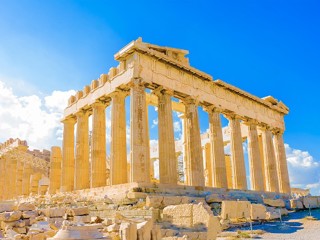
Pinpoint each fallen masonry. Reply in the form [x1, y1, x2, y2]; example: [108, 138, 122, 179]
[0, 183, 318, 239]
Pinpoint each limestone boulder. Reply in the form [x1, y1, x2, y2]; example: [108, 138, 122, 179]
[263, 199, 285, 208]
[302, 197, 319, 208]
[66, 207, 89, 216]
[193, 203, 221, 240]
[119, 222, 137, 240]
[146, 196, 163, 208]
[163, 204, 193, 227]
[163, 203, 221, 240]
[266, 207, 281, 220]
[40, 208, 66, 217]
[162, 196, 182, 206]
[266, 211, 281, 220]
[13, 227, 27, 234]
[22, 211, 38, 219]
[220, 201, 250, 220]
[250, 204, 266, 221]
[0, 203, 15, 213]
[0, 211, 22, 222]
[127, 192, 147, 200]
[137, 220, 153, 240]
[17, 203, 36, 211]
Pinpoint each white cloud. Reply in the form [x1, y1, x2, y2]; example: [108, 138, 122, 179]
[0, 80, 75, 150]
[151, 119, 158, 128]
[173, 121, 181, 133]
[285, 144, 320, 195]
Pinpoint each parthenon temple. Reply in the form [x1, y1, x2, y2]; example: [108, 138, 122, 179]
[52, 38, 291, 195]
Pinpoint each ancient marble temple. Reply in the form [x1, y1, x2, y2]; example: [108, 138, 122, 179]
[55, 38, 290, 194]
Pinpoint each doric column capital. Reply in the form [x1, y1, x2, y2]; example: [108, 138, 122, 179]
[151, 86, 174, 97]
[242, 118, 259, 126]
[61, 116, 76, 124]
[203, 104, 222, 114]
[181, 96, 199, 106]
[91, 99, 110, 109]
[75, 109, 90, 118]
[128, 77, 146, 88]
[258, 123, 273, 131]
[110, 88, 129, 99]
[272, 128, 284, 135]
[223, 112, 241, 120]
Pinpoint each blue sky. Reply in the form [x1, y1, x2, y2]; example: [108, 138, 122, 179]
[0, 1, 320, 193]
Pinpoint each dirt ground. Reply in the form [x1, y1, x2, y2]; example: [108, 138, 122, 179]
[218, 209, 320, 239]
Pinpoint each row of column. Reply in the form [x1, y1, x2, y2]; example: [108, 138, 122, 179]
[61, 79, 290, 194]
[0, 157, 44, 200]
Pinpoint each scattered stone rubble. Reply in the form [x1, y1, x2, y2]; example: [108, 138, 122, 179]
[1, 184, 319, 240]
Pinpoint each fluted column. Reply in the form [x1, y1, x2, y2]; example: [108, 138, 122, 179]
[273, 130, 291, 193]
[179, 114, 190, 184]
[156, 89, 177, 184]
[203, 143, 212, 187]
[130, 79, 150, 183]
[184, 98, 205, 186]
[49, 146, 62, 194]
[225, 155, 233, 189]
[261, 126, 279, 192]
[16, 160, 23, 196]
[227, 114, 247, 190]
[22, 163, 32, 196]
[91, 101, 108, 188]
[30, 172, 42, 195]
[75, 110, 90, 190]
[206, 107, 227, 188]
[246, 122, 264, 191]
[110, 90, 128, 185]
[61, 117, 76, 192]
[5, 157, 17, 199]
[0, 157, 5, 200]
[258, 135, 267, 190]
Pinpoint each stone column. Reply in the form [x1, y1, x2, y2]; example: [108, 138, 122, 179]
[22, 163, 32, 196]
[0, 157, 5, 200]
[225, 155, 233, 189]
[273, 130, 291, 193]
[130, 79, 150, 183]
[110, 90, 128, 185]
[16, 160, 24, 196]
[227, 114, 247, 190]
[206, 107, 228, 188]
[183, 98, 205, 187]
[75, 110, 90, 190]
[203, 143, 212, 187]
[61, 117, 76, 192]
[49, 146, 62, 194]
[156, 89, 177, 184]
[30, 173, 42, 195]
[246, 122, 264, 191]
[179, 114, 190, 185]
[91, 101, 108, 188]
[261, 126, 279, 192]
[258, 134, 267, 190]
[6, 157, 17, 199]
